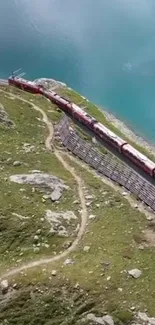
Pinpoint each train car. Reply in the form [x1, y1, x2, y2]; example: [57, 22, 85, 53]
[8, 77, 42, 94]
[8, 75, 155, 179]
[94, 122, 127, 151]
[44, 91, 73, 114]
[121, 144, 155, 176]
[69, 103, 97, 129]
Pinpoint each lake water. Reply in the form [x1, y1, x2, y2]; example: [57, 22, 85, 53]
[1, 0, 155, 141]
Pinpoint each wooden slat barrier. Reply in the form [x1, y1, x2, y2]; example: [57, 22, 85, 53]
[55, 116, 155, 211]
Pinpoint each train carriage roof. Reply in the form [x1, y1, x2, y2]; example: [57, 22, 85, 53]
[96, 122, 126, 144]
[123, 144, 155, 168]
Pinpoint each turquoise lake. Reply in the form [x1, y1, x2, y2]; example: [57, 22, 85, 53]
[1, 0, 155, 141]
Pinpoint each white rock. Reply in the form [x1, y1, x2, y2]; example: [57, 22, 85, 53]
[13, 161, 22, 167]
[146, 216, 153, 221]
[85, 195, 94, 200]
[64, 258, 74, 265]
[128, 269, 142, 279]
[83, 246, 90, 252]
[86, 314, 105, 325]
[102, 315, 114, 325]
[89, 214, 96, 220]
[107, 276, 111, 281]
[34, 235, 39, 241]
[0, 280, 9, 293]
[73, 200, 79, 204]
[137, 312, 149, 322]
[44, 243, 50, 248]
[33, 247, 40, 253]
[122, 191, 128, 196]
[86, 202, 92, 207]
[118, 287, 123, 292]
[36, 229, 41, 235]
[138, 312, 155, 325]
[51, 270, 57, 276]
[138, 245, 144, 250]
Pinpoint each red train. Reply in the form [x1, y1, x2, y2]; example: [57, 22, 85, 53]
[8, 75, 155, 178]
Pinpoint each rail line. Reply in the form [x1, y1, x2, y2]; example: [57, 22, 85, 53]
[56, 115, 155, 212]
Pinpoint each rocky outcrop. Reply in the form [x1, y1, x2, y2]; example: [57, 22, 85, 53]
[45, 210, 77, 237]
[34, 78, 66, 91]
[9, 172, 69, 201]
[0, 103, 14, 127]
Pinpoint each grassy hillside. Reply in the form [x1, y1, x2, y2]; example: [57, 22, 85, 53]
[0, 85, 155, 324]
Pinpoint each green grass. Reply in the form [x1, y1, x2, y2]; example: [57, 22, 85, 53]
[0, 85, 155, 324]
[0, 277, 96, 325]
[56, 154, 155, 317]
[0, 87, 80, 271]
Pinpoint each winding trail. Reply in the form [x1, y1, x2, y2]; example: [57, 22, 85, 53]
[0, 90, 88, 279]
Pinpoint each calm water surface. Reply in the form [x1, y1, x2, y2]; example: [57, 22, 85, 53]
[1, 0, 155, 141]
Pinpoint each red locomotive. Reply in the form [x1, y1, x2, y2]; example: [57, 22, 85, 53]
[8, 74, 155, 178]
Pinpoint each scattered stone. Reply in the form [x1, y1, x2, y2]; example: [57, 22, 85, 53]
[89, 214, 96, 220]
[102, 315, 114, 325]
[50, 189, 62, 201]
[34, 235, 39, 242]
[96, 203, 100, 208]
[83, 246, 90, 252]
[86, 313, 105, 325]
[64, 258, 74, 265]
[22, 143, 35, 153]
[122, 191, 128, 196]
[0, 280, 9, 294]
[138, 245, 144, 250]
[118, 288, 123, 292]
[42, 194, 50, 200]
[62, 241, 72, 249]
[86, 202, 92, 207]
[44, 243, 50, 248]
[33, 247, 40, 253]
[13, 161, 22, 167]
[74, 282, 80, 289]
[51, 270, 57, 276]
[7, 157, 12, 163]
[107, 276, 111, 281]
[130, 306, 136, 311]
[13, 283, 17, 289]
[128, 269, 142, 279]
[102, 261, 111, 267]
[85, 195, 94, 200]
[36, 229, 41, 235]
[146, 216, 153, 221]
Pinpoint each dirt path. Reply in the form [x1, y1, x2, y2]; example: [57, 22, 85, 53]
[0, 90, 88, 279]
